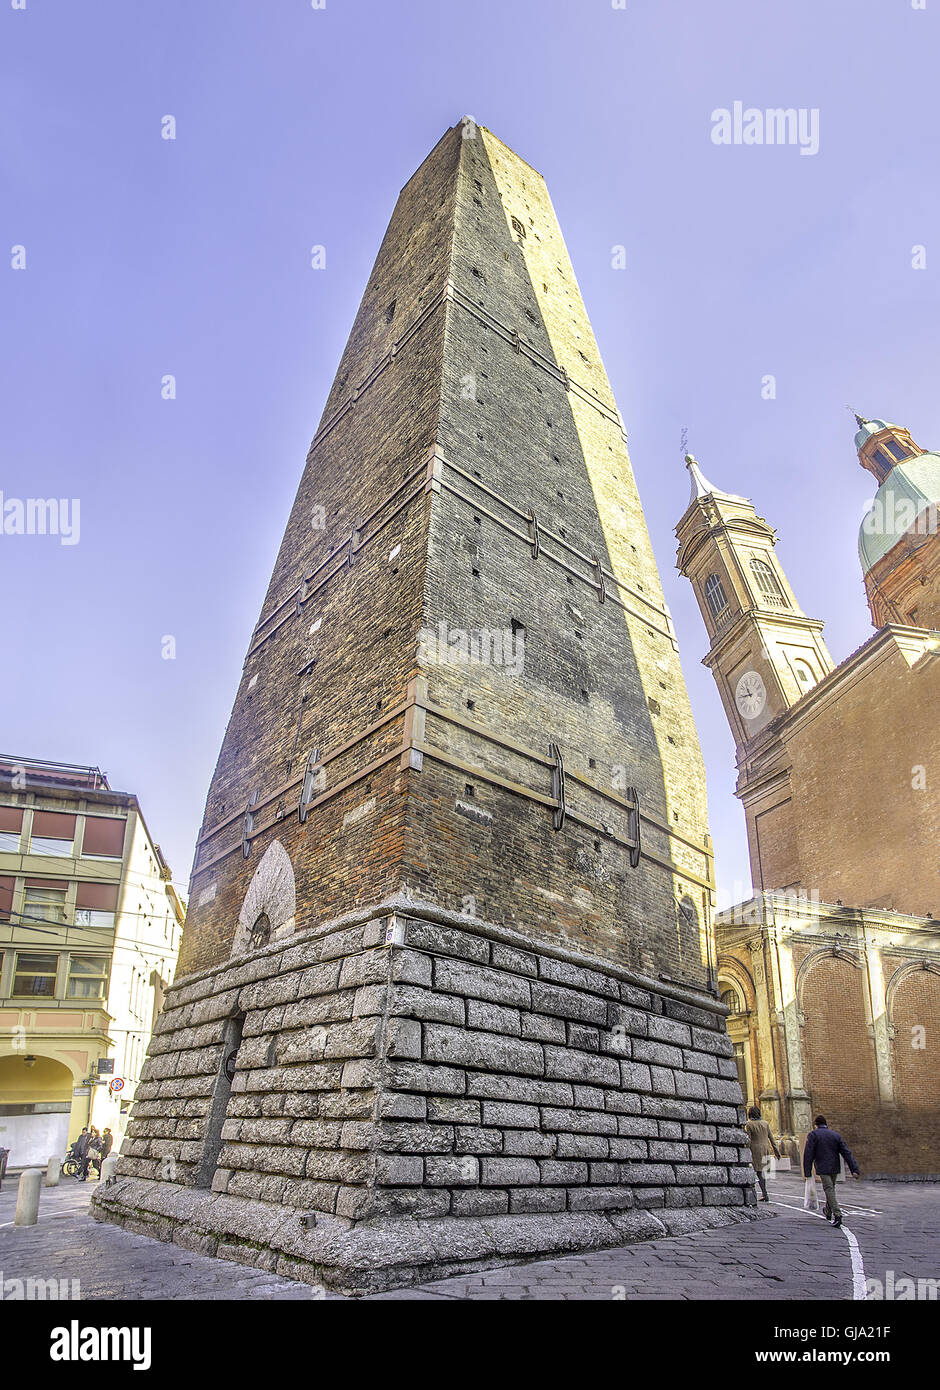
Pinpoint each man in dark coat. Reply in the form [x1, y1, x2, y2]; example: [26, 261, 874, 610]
[803, 1114, 860, 1226]
[70, 1128, 92, 1180]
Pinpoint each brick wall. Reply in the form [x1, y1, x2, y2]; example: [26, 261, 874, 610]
[176, 120, 714, 987]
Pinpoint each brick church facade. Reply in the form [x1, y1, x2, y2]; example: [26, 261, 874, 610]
[676, 423, 940, 1174]
[93, 120, 762, 1293]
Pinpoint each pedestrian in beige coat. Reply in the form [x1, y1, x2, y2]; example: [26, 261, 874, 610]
[745, 1105, 780, 1201]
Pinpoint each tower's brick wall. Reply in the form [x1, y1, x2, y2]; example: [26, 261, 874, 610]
[178, 120, 714, 982]
[412, 126, 711, 977]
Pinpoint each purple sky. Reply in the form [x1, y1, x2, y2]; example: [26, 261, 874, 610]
[2, 0, 937, 908]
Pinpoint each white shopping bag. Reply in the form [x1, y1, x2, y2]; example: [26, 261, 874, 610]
[803, 1177, 819, 1210]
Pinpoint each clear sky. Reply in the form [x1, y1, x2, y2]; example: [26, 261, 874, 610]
[2, 0, 937, 908]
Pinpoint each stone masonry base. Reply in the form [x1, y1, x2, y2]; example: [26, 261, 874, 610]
[92, 1178, 767, 1296]
[92, 897, 763, 1294]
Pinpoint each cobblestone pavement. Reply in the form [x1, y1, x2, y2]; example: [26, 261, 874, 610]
[0, 1170, 937, 1300]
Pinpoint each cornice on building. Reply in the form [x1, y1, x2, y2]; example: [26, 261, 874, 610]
[716, 890, 940, 941]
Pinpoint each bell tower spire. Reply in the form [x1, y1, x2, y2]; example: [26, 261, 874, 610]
[676, 455, 834, 755]
[685, 452, 725, 503]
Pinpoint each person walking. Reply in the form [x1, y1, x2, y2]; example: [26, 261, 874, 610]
[100, 1128, 114, 1161]
[744, 1105, 780, 1201]
[802, 1114, 860, 1226]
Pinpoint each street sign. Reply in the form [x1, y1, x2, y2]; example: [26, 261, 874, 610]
[97, 1058, 115, 1075]
[73, 1086, 90, 1097]
[110, 1076, 125, 1092]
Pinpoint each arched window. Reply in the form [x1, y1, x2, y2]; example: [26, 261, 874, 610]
[793, 659, 816, 691]
[704, 573, 729, 620]
[720, 988, 741, 1014]
[750, 556, 788, 608]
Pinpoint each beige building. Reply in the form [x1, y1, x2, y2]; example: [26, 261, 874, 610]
[0, 756, 184, 1166]
[676, 418, 940, 1173]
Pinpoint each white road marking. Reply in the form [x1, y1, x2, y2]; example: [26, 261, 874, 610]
[842, 1222, 869, 1300]
[770, 1197, 869, 1299]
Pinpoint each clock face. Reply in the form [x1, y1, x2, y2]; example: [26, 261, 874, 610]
[735, 670, 767, 720]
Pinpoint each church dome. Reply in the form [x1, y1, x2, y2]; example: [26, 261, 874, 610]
[858, 451, 940, 573]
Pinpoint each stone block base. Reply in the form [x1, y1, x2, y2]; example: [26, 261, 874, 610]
[93, 1178, 767, 1295]
[92, 897, 763, 1293]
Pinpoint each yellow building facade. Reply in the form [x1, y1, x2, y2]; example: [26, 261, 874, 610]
[0, 757, 183, 1167]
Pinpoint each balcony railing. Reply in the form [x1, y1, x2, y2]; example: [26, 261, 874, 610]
[0, 756, 110, 791]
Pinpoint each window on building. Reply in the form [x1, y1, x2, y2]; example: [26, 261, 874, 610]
[29, 811, 76, 858]
[80, 816, 126, 860]
[704, 573, 729, 620]
[885, 438, 912, 462]
[0, 808, 23, 853]
[510, 215, 526, 239]
[23, 883, 67, 924]
[749, 556, 788, 608]
[793, 659, 817, 690]
[74, 907, 116, 928]
[74, 881, 119, 929]
[12, 952, 58, 997]
[66, 954, 109, 1000]
[720, 988, 740, 1013]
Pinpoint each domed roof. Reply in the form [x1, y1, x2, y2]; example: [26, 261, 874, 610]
[854, 418, 896, 451]
[858, 451, 940, 573]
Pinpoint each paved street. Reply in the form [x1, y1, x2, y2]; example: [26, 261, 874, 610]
[0, 1170, 937, 1300]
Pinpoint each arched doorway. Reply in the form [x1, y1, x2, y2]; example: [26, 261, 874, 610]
[0, 1053, 75, 1166]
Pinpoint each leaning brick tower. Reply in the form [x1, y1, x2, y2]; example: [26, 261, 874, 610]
[93, 120, 757, 1293]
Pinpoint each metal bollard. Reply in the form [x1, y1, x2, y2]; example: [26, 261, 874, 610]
[45, 1156, 62, 1187]
[100, 1155, 119, 1185]
[14, 1168, 42, 1226]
